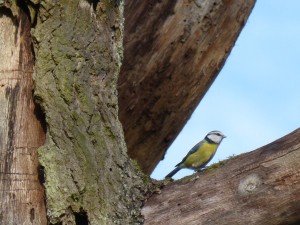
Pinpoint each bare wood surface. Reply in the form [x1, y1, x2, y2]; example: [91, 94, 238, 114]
[119, 0, 256, 174]
[0, 9, 47, 225]
[142, 129, 300, 225]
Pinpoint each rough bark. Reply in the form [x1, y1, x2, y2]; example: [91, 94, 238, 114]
[143, 128, 300, 225]
[0, 4, 47, 225]
[32, 0, 148, 224]
[119, 0, 256, 174]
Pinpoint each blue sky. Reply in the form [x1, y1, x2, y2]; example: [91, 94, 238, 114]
[151, 1, 300, 180]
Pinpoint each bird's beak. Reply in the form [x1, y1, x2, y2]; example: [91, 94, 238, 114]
[223, 135, 227, 138]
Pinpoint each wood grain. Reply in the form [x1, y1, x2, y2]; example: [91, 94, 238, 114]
[119, 0, 256, 174]
[0, 9, 47, 225]
[143, 129, 300, 225]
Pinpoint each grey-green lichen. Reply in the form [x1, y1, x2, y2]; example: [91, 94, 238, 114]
[170, 154, 239, 184]
[205, 154, 237, 172]
[33, 0, 148, 224]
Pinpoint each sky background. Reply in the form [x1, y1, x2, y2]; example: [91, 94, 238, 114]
[151, 1, 300, 180]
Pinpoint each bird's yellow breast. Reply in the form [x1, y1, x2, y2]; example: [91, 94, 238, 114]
[182, 142, 218, 169]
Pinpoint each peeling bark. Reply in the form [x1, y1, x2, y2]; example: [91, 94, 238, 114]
[119, 0, 256, 174]
[0, 6, 47, 225]
[143, 129, 300, 225]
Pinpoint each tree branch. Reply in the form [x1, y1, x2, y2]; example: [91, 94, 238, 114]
[119, 0, 256, 174]
[143, 129, 300, 225]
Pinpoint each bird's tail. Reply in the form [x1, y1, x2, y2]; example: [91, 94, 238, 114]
[165, 167, 181, 178]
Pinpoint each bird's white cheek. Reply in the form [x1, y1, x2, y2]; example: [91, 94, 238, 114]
[207, 135, 222, 143]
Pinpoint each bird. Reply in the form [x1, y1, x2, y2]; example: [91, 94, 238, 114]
[165, 130, 226, 178]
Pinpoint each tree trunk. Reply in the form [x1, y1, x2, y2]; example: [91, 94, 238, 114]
[142, 129, 300, 225]
[0, 5, 47, 225]
[1, 1, 149, 224]
[119, 0, 256, 174]
[33, 0, 147, 224]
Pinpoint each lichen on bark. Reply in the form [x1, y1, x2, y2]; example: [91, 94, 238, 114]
[32, 0, 147, 224]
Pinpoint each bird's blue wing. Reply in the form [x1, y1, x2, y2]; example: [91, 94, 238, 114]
[175, 140, 204, 167]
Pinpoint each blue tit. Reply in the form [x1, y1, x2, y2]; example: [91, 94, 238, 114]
[165, 130, 226, 178]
